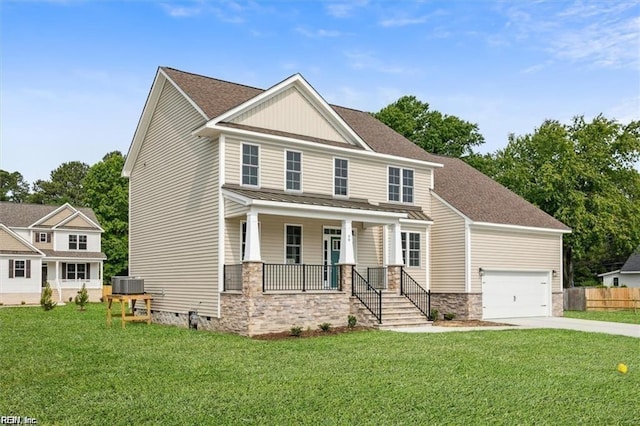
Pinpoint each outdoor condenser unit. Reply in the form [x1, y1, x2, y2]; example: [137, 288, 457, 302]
[111, 276, 145, 295]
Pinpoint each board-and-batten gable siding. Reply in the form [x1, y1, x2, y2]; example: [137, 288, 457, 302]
[470, 227, 562, 293]
[223, 136, 431, 208]
[0, 228, 37, 253]
[231, 86, 348, 144]
[40, 207, 75, 227]
[129, 80, 219, 317]
[430, 196, 466, 293]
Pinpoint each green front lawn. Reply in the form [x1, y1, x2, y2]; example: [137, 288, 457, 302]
[564, 309, 640, 324]
[1, 304, 638, 425]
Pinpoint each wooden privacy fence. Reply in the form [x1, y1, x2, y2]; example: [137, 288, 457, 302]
[564, 287, 640, 311]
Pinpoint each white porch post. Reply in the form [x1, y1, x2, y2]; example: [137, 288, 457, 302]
[339, 219, 355, 264]
[244, 211, 261, 262]
[390, 223, 404, 265]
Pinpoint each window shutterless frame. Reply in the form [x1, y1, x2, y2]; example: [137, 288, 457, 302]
[285, 150, 302, 192]
[333, 158, 348, 197]
[388, 166, 414, 203]
[241, 143, 260, 187]
[284, 224, 303, 264]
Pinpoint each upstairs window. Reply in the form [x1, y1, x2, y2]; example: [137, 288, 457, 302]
[242, 143, 259, 186]
[334, 158, 348, 196]
[389, 167, 414, 203]
[286, 151, 302, 191]
[38, 232, 51, 243]
[69, 235, 87, 250]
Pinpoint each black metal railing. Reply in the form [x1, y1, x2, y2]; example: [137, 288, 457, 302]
[400, 268, 431, 319]
[223, 264, 243, 291]
[352, 267, 382, 323]
[263, 264, 342, 292]
[366, 267, 387, 290]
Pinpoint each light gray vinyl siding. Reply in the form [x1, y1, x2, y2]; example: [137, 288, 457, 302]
[223, 136, 432, 208]
[470, 227, 562, 292]
[430, 196, 466, 292]
[224, 199, 248, 218]
[231, 86, 348, 144]
[129, 81, 219, 317]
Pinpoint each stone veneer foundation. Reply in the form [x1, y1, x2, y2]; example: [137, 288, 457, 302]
[429, 293, 483, 320]
[552, 292, 564, 316]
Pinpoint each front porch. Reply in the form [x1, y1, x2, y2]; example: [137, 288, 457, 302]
[42, 260, 103, 303]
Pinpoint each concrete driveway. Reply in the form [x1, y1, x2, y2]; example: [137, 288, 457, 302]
[499, 317, 639, 338]
[389, 317, 639, 338]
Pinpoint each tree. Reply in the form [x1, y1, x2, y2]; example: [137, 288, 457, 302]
[0, 170, 30, 202]
[83, 152, 128, 283]
[28, 161, 89, 205]
[40, 282, 57, 311]
[374, 95, 485, 157]
[74, 283, 89, 310]
[488, 115, 640, 287]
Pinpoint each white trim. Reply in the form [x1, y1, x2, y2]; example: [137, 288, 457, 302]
[399, 218, 434, 226]
[333, 156, 349, 198]
[382, 225, 389, 267]
[201, 74, 372, 152]
[386, 166, 415, 204]
[425, 227, 430, 290]
[240, 142, 260, 188]
[465, 219, 471, 293]
[196, 124, 444, 170]
[597, 269, 621, 278]
[218, 134, 226, 318]
[0, 224, 45, 256]
[284, 149, 303, 193]
[30, 203, 76, 227]
[471, 222, 571, 235]
[284, 223, 303, 264]
[400, 231, 422, 268]
[429, 168, 434, 190]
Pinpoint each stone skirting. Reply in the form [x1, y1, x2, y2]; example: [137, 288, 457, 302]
[552, 292, 564, 316]
[430, 293, 483, 320]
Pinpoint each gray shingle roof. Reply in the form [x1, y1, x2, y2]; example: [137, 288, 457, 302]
[621, 252, 640, 273]
[222, 184, 431, 221]
[40, 249, 107, 260]
[162, 67, 569, 231]
[0, 202, 101, 228]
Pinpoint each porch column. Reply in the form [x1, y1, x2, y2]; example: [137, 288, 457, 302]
[388, 223, 404, 293]
[339, 219, 355, 265]
[244, 211, 261, 262]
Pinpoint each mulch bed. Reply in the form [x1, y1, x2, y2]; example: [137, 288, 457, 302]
[252, 326, 371, 340]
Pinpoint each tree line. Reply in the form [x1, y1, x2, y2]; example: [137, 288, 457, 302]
[1, 152, 128, 284]
[2, 98, 639, 287]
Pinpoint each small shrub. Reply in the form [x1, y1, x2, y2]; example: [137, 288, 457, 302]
[319, 322, 332, 332]
[347, 315, 357, 328]
[443, 313, 456, 321]
[69, 297, 73, 302]
[429, 309, 439, 321]
[75, 283, 89, 311]
[290, 326, 302, 337]
[40, 282, 57, 311]
[21, 301, 26, 305]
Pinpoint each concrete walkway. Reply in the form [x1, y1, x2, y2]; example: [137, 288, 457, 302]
[388, 317, 640, 338]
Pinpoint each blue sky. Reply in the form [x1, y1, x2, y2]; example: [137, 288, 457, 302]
[1, 0, 638, 184]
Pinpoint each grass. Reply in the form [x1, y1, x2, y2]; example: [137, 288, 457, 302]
[564, 309, 640, 324]
[1, 304, 638, 425]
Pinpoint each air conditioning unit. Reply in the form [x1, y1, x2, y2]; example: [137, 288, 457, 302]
[111, 276, 144, 295]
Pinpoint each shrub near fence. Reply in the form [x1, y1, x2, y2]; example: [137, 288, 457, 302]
[565, 287, 640, 311]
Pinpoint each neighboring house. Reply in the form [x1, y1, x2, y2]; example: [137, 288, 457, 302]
[0, 202, 106, 305]
[598, 252, 640, 288]
[123, 67, 570, 335]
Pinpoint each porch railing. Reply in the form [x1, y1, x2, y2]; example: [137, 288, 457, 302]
[223, 264, 243, 291]
[366, 267, 387, 290]
[400, 268, 431, 319]
[352, 267, 382, 323]
[263, 264, 342, 292]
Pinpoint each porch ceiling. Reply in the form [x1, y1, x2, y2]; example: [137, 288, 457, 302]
[222, 184, 431, 223]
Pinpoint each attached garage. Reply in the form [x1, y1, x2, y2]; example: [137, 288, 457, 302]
[482, 271, 551, 319]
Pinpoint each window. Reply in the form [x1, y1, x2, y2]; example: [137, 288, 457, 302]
[285, 151, 302, 191]
[401, 232, 421, 267]
[68, 235, 87, 250]
[38, 232, 49, 243]
[66, 263, 88, 280]
[285, 225, 302, 264]
[334, 158, 348, 196]
[388, 167, 414, 203]
[613, 277, 619, 287]
[8, 259, 30, 279]
[242, 143, 259, 186]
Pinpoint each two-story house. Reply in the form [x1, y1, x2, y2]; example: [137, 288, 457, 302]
[0, 202, 106, 305]
[123, 67, 570, 335]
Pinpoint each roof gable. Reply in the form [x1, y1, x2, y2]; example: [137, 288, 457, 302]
[54, 211, 103, 231]
[0, 224, 43, 255]
[0, 202, 102, 229]
[621, 252, 640, 273]
[34, 203, 76, 227]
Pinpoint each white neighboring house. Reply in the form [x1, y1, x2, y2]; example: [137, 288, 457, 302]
[0, 202, 106, 305]
[598, 252, 640, 288]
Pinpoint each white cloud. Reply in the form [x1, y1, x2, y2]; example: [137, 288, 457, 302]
[343, 50, 419, 75]
[325, 1, 369, 18]
[379, 16, 429, 28]
[295, 27, 344, 38]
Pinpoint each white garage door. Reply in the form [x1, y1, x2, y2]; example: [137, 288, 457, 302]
[482, 271, 550, 319]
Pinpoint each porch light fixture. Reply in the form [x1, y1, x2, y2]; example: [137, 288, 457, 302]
[552, 270, 558, 278]
[479, 267, 484, 276]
